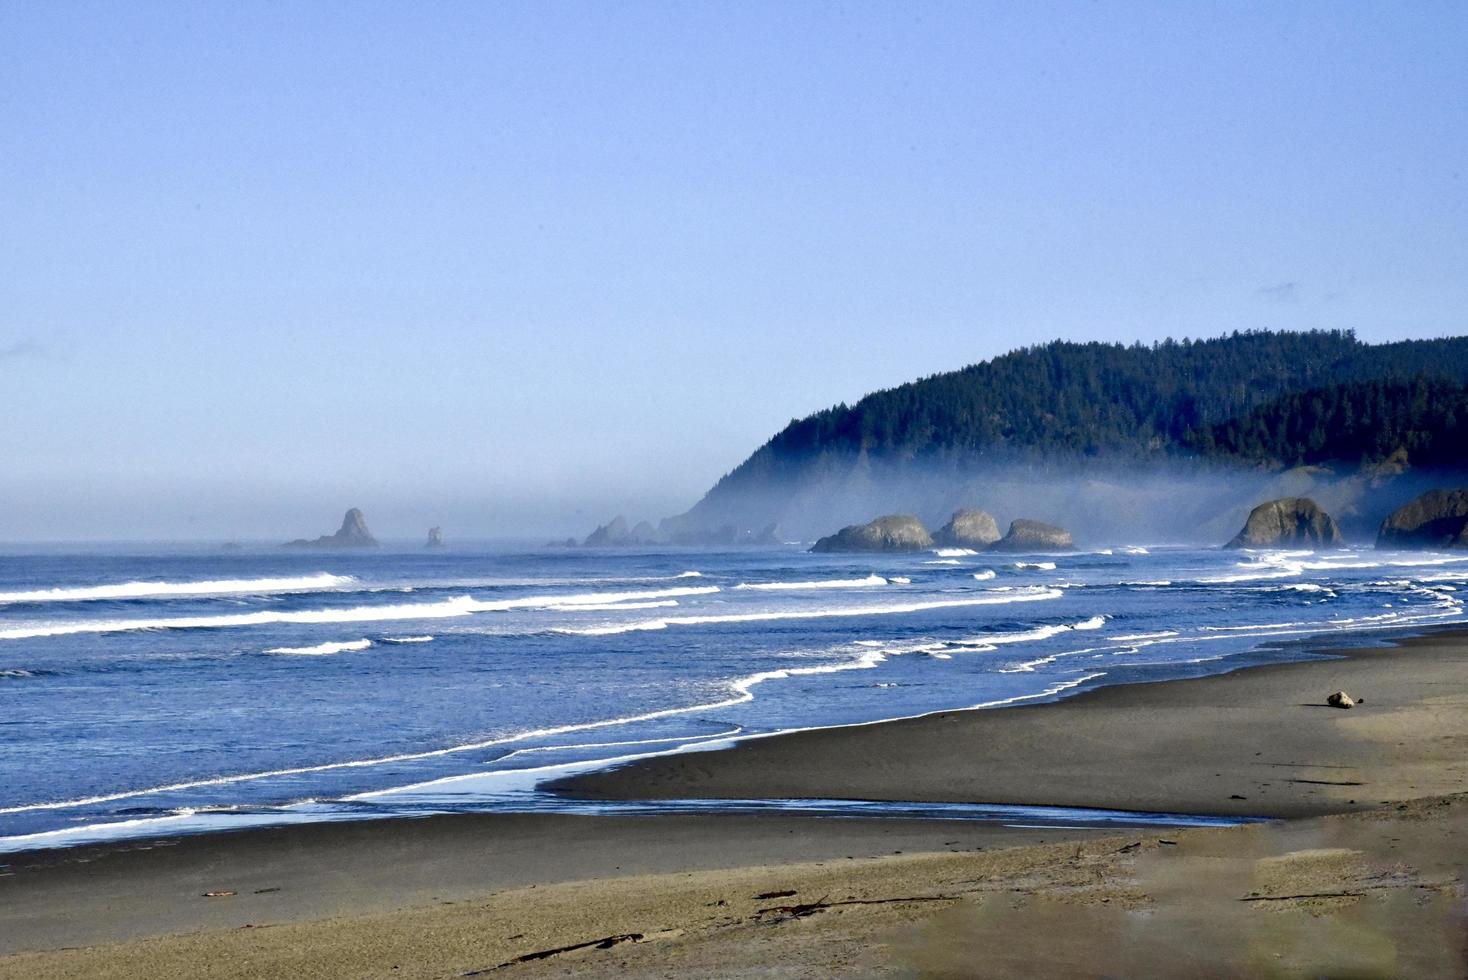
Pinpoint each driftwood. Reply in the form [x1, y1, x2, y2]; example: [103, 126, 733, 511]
[754, 893, 956, 921]
[465, 934, 646, 974]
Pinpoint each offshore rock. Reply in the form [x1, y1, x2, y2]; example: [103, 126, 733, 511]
[285, 508, 378, 548]
[425, 526, 444, 548]
[583, 515, 632, 547]
[933, 508, 1001, 548]
[988, 519, 1074, 552]
[1376, 489, 1468, 550]
[1226, 497, 1344, 549]
[810, 515, 934, 553]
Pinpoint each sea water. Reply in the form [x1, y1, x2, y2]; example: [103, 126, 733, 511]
[1, 541, 1462, 849]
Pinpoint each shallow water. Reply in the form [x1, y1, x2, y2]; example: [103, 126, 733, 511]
[1, 541, 1462, 849]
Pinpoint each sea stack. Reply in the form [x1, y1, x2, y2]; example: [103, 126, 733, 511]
[1226, 497, 1343, 549]
[988, 519, 1074, 552]
[425, 526, 444, 548]
[1376, 489, 1468, 549]
[933, 508, 1001, 549]
[582, 516, 631, 547]
[810, 515, 933, 553]
[284, 508, 379, 549]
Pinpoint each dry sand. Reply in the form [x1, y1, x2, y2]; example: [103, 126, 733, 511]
[4, 629, 1468, 978]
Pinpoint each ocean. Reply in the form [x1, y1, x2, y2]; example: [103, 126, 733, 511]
[2, 541, 1463, 850]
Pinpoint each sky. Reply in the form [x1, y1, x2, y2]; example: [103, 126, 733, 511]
[1, 1, 1465, 540]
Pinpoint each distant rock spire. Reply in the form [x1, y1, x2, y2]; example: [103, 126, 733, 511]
[426, 526, 444, 548]
[284, 508, 379, 548]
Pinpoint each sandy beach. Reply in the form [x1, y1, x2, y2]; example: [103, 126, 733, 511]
[4, 628, 1468, 978]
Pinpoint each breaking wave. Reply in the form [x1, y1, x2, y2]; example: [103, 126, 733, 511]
[0, 586, 722, 640]
[560, 588, 1065, 636]
[0, 573, 356, 605]
[265, 639, 373, 656]
[734, 575, 887, 591]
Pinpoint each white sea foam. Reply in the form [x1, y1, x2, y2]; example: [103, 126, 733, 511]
[0, 586, 722, 641]
[890, 576, 911, 584]
[972, 570, 996, 581]
[953, 616, 1107, 649]
[545, 600, 680, 611]
[265, 639, 373, 656]
[1111, 630, 1179, 642]
[1121, 546, 1150, 555]
[1015, 561, 1056, 570]
[381, 635, 434, 644]
[734, 575, 887, 591]
[0, 668, 34, 678]
[560, 589, 1065, 636]
[924, 559, 961, 566]
[0, 573, 356, 605]
[0, 643, 891, 819]
[934, 548, 977, 557]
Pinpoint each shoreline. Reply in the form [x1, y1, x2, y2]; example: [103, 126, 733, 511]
[2, 620, 1443, 856]
[554, 625, 1468, 818]
[5, 624, 1468, 974]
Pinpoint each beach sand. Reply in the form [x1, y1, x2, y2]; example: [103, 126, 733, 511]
[4, 630, 1468, 977]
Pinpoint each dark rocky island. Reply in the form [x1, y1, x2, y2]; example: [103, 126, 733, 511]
[810, 515, 933, 553]
[425, 526, 444, 548]
[285, 508, 378, 549]
[988, 519, 1074, 552]
[1226, 497, 1343, 549]
[1377, 489, 1468, 549]
[933, 508, 1001, 548]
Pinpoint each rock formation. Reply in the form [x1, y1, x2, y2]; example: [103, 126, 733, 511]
[1376, 489, 1468, 549]
[1326, 690, 1356, 709]
[285, 508, 378, 548]
[629, 520, 667, 545]
[988, 519, 1074, 552]
[1226, 497, 1344, 549]
[933, 508, 1001, 548]
[425, 526, 444, 548]
[810, 515, 933, 553]
[583, 515, 632, 547]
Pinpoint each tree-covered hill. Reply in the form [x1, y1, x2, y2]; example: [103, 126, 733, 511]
[1188, 376, 1468, 470]
[663, 330, 1468, 541]
[711, 330, 1468, 491]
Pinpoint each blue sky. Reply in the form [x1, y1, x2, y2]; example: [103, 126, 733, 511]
[2, 2, 1465, 539]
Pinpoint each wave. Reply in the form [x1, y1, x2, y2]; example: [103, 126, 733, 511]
[734, 575, 887, 591]
[560, 588, 1065, 636]
[265, 639, 373, 656]
[0, 641, 893, 820]
[381, 635, 434, 644]
[972, 570, 996, 581]
[1111, 630, 1178, 642]
[0, 573, 356, 605]
[933, 548, 977, 557]
[953, 615, 1108, 650]
[1121, 546, 1150, 556]
[0, 586, 722, 641]
[924, 559, 961, 566]
[545, 600, 680, 611]
[1015, 561, 1056, 570]
[890, 576, 911, 584]
[0, 668, 36, 679]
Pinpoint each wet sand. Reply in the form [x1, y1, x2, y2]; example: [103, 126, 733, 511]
[4, 628, 1468, 977]
[557, 630, 1468, 817]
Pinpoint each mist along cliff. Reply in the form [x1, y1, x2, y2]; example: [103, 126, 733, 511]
[659, 330, 1468, 544]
